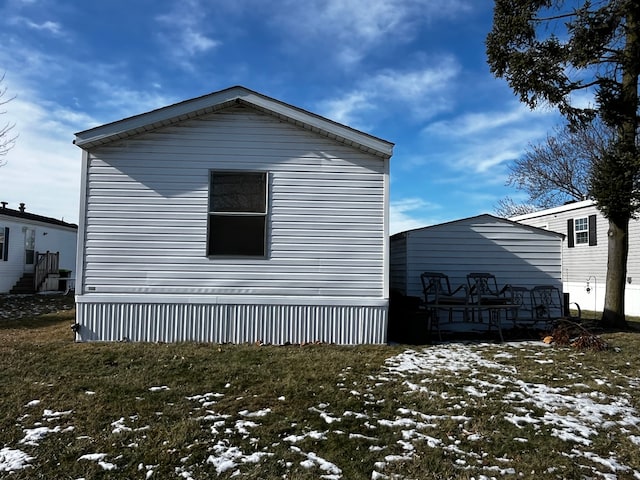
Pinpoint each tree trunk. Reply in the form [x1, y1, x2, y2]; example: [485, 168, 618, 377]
[601, 218, 629, 328]
[600, 2, 639, 329]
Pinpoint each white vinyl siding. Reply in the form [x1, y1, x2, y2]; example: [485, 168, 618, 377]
[81, 105, 386, 298]
[629, 219, 640, 281]
[511, 200, 640, 316]
[515, 205, 606, 285]
[0, 216, 77, 293]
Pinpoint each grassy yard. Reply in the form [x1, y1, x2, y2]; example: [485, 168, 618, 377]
[1, 295, 640, 479]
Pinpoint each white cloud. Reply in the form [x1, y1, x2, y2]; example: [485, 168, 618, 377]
[272, 0, 471, 66]
[14, 17, 63, 36]
[155, 0, 221, 69]
[181, 29, 219, 56]
[85, 80, 176, 124]
[422, 103, 557, 174]
[0, 88, 89, 223]
[0, 39, 176, 127]
[320, 91, 376, 128]
[443, 131, 542, 174]
[319, 58, 460, 128]
[425, 105, 534, 137]
[390, 197, 442, 235]
[373, 63, 460, 102]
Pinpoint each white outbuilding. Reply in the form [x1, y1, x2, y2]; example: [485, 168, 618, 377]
[391, 214, 564, 299]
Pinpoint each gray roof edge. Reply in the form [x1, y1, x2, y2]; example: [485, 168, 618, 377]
[0, 207, 78, 230]
[391, 213, 565, 239]
[74, 86, 394, 157]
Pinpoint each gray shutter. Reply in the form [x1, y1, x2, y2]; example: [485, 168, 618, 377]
[567, 219, 574, 248]
[588, 214, 597, 246]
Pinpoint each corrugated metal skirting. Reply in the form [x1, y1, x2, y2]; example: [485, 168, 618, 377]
[76, 302, 388, 344]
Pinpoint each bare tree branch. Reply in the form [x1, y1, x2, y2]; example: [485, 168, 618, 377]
[494, 197, 540, 218]
[0, 72, 17, 165]
[495, 120, 614, 217]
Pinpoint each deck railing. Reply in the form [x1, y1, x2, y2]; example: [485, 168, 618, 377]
[34, 251, 59, 292]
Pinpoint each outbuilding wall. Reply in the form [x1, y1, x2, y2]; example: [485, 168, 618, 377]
[391, 215, 563, 299]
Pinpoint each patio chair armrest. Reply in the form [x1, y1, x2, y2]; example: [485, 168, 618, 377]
[450, 284, 468, 296]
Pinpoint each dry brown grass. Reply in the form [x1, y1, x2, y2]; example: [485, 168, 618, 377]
[1, 296, 640, 479]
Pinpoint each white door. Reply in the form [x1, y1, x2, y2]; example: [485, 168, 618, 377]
[24, 227, 35, 272]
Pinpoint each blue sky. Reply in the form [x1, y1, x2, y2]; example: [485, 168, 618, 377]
[0, 0, 561, 233]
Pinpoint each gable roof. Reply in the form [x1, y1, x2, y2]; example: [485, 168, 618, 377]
[391, 213, 565, 240]
[74, 86, 394, 158]
[0, 205, 78, 230]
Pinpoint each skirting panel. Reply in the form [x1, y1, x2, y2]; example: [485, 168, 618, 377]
[75, 301, 388, 344]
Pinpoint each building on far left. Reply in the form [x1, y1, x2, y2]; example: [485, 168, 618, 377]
[0, 202, 78, 294]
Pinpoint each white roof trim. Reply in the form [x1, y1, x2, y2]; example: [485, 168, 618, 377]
[510, 200, 596, 221]
[74, 86, 394, 158]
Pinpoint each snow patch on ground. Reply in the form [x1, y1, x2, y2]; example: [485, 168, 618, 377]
[4, 341, 640, 478]
[0, 447, 34, 472]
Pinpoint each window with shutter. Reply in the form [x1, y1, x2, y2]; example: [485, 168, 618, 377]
[568, 215, 597, 248]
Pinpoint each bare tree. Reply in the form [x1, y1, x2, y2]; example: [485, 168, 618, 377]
[519, 120, 610, 198]
[494, 197, 539, 218]
[495, 121, 610, 217]
[0, 73, 17, 165]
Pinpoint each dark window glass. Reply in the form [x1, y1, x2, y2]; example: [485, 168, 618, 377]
[208, 172, 267, 256]
[210, 172, 266, 213]
[208, 216, 266, 256]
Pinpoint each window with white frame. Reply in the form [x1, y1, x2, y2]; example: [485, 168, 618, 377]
[207, 171, 267, 256]
[574, 217, 589, 245]
[0, 226, 7, 261]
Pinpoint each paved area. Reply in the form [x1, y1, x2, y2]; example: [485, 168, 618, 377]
[0, 294, 75, 320]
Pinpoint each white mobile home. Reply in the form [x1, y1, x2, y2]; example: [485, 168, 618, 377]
[73, 86, 393, 344]
[391, 214, 564, 299]
[0, 203, 78, 293]
[512, 200, 640, 316]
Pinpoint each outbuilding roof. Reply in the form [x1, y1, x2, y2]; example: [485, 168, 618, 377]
[74, 86, 394, 158]
[391, 214, 565, 239]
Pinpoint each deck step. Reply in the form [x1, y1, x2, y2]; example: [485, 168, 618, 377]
[10, 273, 35, 294]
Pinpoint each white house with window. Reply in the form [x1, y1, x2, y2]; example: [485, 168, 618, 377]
[73, 86, 393, 344]
[512, 199, 640, 316]
[0, 203, 77, 294]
